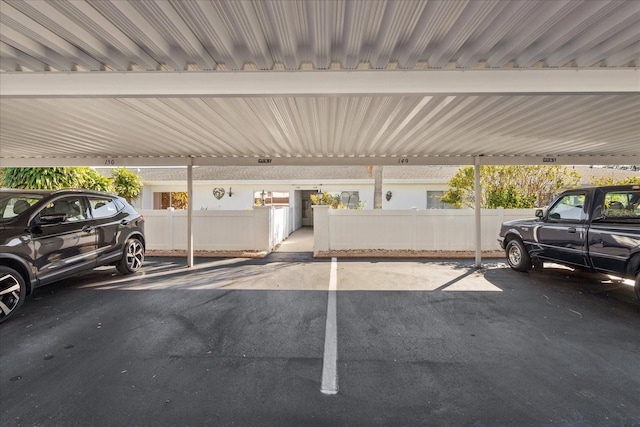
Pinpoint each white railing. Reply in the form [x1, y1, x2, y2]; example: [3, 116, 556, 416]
[313, 206, 536, 253]
[140, 206, 292, 252]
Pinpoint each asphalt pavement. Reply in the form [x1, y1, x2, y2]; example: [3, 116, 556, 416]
[1, 253, 639, 426]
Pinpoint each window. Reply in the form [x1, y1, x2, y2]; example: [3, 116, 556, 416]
[0, 194, 42, 220]
[426, 191, 453, 209]
[254, 191, 290, 206]
[153, 192, 188, 209]
[338, 191, 360, 209]
[40, 197, 87, 222]
[547, 193, 586, 221]
[602, 190, 640, 220]
[89, 197, 119, 219]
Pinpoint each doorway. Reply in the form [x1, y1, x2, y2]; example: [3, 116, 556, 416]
[300, 190, 315, 227]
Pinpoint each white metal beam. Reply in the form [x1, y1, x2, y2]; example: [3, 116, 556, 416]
[1, 154, 637, 168]
[2, 69, 638, 98]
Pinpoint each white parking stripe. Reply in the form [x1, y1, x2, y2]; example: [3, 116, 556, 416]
[321, 257, 338, 395]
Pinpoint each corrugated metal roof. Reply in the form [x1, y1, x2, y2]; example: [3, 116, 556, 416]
[1, 0, 639, 166]
[1, 94, 638, 163]
[2, 0, 638, 72]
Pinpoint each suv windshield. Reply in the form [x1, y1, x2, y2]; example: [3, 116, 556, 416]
[0, 193, 45, 222]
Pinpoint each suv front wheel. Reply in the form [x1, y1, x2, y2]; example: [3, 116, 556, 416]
[0, 266, 26, 324]
[116, 238, 145, 275]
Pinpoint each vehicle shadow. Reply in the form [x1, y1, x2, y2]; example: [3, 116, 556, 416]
[483, 263, 639, 312]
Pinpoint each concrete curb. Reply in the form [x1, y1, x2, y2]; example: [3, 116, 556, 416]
[147, 249, 506, 260]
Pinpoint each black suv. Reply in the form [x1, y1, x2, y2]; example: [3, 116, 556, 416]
[0, 189, 145, 323]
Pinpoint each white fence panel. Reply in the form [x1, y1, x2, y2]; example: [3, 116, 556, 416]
[140, 208, 289, 252]
[142, 207, 539, 253]
[414, 210, 475, 250]
[139, 210, 172, 250]
[330, 210, 414, 250]
[195, 211, 257, 251]
[316, 207, 540, 252]
[271, 207, 291, 250]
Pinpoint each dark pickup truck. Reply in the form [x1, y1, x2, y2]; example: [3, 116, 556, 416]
[498, 185, 640, 300]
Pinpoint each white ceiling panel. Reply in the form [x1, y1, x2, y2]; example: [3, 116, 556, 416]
[1, 93, 638, 165]
[0, 0, 639, 166]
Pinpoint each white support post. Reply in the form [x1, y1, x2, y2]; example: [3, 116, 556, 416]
[187, 163, 194, 268]
[474, 159, 482, 268]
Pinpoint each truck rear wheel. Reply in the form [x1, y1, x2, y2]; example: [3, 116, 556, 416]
[506, 239, 532, 272]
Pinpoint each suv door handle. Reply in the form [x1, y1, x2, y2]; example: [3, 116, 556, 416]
[82, 225, 94, 233]
[568, 227, 577, 233]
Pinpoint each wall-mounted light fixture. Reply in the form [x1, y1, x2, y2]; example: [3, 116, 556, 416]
[386, 190, 393, 201]
[228, 187, 233, 197]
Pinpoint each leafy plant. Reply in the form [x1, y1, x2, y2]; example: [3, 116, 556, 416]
[590, 175, 640, 186]
[1, 167, 114, 191]
[310, 192, 338, 207]
[440, 165, 581, 209]
[310, 192, 365, 209]
[485, 185, 536, 209]
[82, 168, 114, 192]
[1, 167, 142, 202]
[162, 192, 188, 209]
[111, 168, 143, 202]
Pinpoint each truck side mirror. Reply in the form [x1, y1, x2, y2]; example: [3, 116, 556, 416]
[535, 209, 544, 219]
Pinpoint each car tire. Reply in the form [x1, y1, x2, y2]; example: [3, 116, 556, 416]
[635, 272, 640, 301]
[116, 238, 144, 275]
[0, 266, 27, 324]
[505, 239, 532, 272]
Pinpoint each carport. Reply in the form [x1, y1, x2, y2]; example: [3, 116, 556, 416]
[2, 3, 640, 423]
[1, 0, 639, 267]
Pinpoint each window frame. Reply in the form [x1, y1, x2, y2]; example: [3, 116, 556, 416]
[546, 192, 588, 223]
[88, 196, 121, 219]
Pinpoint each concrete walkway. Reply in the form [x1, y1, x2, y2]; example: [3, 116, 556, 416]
[276, 227, 314, 252]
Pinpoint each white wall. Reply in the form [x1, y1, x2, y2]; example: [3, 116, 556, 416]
[140, 183, 296, 210]
[381, 182, 449, 209]
[293, 191, 303, 229]
[314, 185, 373, 209]
[139, 182, 446, 211]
